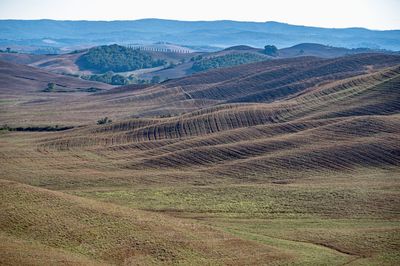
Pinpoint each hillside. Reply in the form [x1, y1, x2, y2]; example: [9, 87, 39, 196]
[107, 44, 399, 81]
[1, 179, 290, 265]
[0, 52, 47, 64]
[0, 43, 396, 86]
[0, 60, 112, 94]
[1, 52, 400, 265]
[36, 64, 400, 175]
[162, 53, 400, 103]
[278, 43, 395, 58]
[1, 53, 399, 126]
[0, 46, 201, 83]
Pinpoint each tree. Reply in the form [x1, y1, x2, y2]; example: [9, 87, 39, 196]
[48, 83, 55, 90]
[43, 82, 56, 92]
[264, 45, 278, 56]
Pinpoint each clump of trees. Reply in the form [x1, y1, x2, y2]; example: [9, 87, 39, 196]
[190, 55, 203, 62]
[97, 117, 112, 125]
[1, 124, 73, 132]
[32, 47, 60, 55]
[82, 72, 128, 85]
[0, 47, 17, 53]
[77, 44, 166, 73]
[264, 45, 278, 56]
[82, 72, 162, 85]
[191, 53, 267, 72]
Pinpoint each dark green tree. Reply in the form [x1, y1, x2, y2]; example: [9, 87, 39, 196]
[43, 82, 56, 92]
[264, 45, 278, 56]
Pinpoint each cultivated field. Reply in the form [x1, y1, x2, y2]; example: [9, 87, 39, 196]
[1, 53, 400, 265]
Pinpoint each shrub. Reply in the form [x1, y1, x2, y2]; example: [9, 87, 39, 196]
[97, 117, 112, 125]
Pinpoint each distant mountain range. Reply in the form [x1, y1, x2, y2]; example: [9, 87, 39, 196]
[1, 19, 400, 52]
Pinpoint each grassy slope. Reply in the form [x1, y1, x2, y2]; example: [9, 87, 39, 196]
[0, 179, 292, 265]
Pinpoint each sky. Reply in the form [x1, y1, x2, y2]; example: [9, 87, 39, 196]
[0, 0, 399, 30]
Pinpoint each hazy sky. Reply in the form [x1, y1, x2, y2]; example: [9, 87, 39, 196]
[0, 0, 399, 30]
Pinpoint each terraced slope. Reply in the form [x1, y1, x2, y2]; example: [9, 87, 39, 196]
[90, 53, 400, 117]
[37, 65, 400, 178]
[166, 53, 400, 103]
[2, 54, 399, 127]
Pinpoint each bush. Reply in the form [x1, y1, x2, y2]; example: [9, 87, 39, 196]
[97, 117, 112, 125]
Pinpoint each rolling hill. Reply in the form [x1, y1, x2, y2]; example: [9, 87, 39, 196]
[1, 53, 399, 125]
[0, 60, 112, 94]
[1, 52, 400, 265]
[277, 43, 397, 58]
[0, 43, 396, 85]
[36, 62, 400, 176]
[0, 45, 197, 75]
[0, 179, 290, 265]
